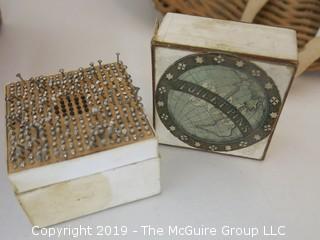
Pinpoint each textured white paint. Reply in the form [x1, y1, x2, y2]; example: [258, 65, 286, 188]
[17, 157, 160, 227]
[154, 47, 295, 159]
[157, 13, 298, 61]
[9, 138, 158, 193]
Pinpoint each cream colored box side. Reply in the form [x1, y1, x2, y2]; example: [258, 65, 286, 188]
[17, 157, 160, 228]
[9, 137, 158, 194]
[156, 13, 298, 62]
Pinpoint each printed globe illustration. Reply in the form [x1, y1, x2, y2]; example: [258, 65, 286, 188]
[156, 53, 281, 152]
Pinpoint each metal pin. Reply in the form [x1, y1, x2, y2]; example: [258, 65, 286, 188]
[59, 69, 65, 77]
[16, 73, 24, 81]
[98, 60, 102, 68]
[134, 86, 140, 96]
[107, 120, 115, 138]
[116, 53, 120, 64]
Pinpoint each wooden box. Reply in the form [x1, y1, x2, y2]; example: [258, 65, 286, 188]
[152, 13, 298, 160]
[6, 61, 160, 227]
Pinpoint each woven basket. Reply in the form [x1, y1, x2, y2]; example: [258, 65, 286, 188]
[154, 0, 320, 73]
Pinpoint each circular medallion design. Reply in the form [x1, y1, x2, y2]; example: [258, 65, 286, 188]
[155, 52, 281, 152]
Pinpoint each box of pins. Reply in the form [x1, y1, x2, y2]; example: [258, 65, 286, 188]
[152, 13, 298, 160]
[6, 57, 160, 227]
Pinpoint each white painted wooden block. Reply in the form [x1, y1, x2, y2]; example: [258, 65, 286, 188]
[16, 157, 160, 227]
[8, 137, 160, 227]
[6, 61, 161, 227]
[9, 138, 159, 194]
[8, 135, 160, 228]
[9, 135, 160, 228]
[152, 13, 298, 160]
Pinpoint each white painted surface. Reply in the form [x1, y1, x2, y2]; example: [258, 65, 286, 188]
[0, 1, 319, 240]
[17, 157, 160, 227]
[154, 47, 295, 159]
[156, 13, 298, 61]
[9, 138, 158, 193]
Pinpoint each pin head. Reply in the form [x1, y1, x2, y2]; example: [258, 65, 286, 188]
[59, 69, 65, 76]
[16, 73, 24, 81]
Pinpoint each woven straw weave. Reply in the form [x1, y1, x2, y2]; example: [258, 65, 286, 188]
[154, 0, 320, 71]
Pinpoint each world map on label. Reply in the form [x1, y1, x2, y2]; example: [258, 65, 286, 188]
[155, 53, 282, 152]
